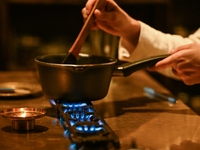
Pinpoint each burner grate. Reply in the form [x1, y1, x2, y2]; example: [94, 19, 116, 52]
[54, 100, 120, 149]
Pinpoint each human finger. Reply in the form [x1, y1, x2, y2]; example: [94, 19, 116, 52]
[82, 6, 100, 30]
[85, 0, 97, 15]
[172, 68, 200, 85]
[82, 7, 88, 22]
[169, 43, 194, 54]
[148, 54, 176, 71]
[92, 9, 116, 31]
[172, 65, 194, 78]
[183, 76, 200, 85]
[172, 68, 179, 77]
[92, 2, 118, 22]
[172, 68, 191, 84]
[174, 60, 195, 71]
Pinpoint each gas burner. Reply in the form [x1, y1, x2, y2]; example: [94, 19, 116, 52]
[0, 108, 46, 131]
[53, 100, 120, 149]
[73, 121, 104, 135]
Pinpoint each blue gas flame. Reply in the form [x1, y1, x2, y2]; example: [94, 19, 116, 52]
[60, 102, 104, 133]
[62, 103, 87, 108]
[76, 125, 104, 132]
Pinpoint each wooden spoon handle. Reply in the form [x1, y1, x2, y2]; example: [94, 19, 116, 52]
[68, 0, 106, 58]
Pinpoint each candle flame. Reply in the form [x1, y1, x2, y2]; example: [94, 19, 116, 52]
[21, 112, 26, 117]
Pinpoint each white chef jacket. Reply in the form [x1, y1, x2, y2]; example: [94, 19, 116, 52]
[118, 21, 200, 80]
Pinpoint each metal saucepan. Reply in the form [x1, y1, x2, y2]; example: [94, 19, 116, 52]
[35, 53, 169, 103]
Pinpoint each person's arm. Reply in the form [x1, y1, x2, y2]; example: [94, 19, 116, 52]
[82, 0, 200, 83]
[119, 21, 200, 80]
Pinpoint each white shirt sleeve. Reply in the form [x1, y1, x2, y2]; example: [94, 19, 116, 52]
[118, 21, 200, 80]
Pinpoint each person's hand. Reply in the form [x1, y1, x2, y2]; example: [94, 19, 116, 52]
[82, 0, 140, 47]
[148, 43, 200, 85]
[170, 140, 200, 150]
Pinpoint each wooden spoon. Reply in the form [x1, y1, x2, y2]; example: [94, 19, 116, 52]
[62, 0, 106, 64]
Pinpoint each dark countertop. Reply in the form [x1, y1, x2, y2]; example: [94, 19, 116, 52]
[0, 70, 199, 150]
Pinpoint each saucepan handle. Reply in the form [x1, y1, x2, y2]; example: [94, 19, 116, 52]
[114, 54, 170, 77]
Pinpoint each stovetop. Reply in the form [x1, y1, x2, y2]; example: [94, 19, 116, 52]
[0, 71, 199, 150]
[53, 100, 120, 149]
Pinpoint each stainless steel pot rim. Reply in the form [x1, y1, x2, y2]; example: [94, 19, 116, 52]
[34, 53, 117, 67]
